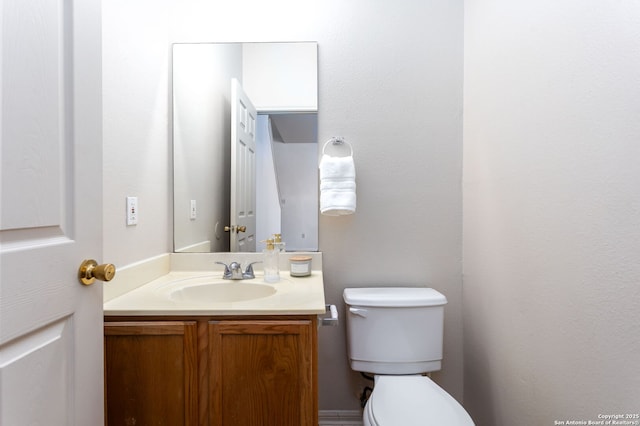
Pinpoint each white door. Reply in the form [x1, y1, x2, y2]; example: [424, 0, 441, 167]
[230, 78, 257, 252]
[0, 0, 104, 425]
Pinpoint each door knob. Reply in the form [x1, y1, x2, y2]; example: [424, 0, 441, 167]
[224, 225, 247, 233]
[78, 259, 116, 285]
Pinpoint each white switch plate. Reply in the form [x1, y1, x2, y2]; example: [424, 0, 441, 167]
[126, 196, 138, 225]
[190, 200, 197, 220]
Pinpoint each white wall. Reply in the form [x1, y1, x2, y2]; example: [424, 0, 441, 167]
[312, 1, 464, 406]
[463, 1, 640, 424]
[103, 0, 172, 266]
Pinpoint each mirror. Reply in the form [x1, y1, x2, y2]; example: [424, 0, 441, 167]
[172, 42, 318, 253]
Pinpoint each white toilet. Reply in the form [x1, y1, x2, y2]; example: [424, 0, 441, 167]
[343, 287, 474, 426]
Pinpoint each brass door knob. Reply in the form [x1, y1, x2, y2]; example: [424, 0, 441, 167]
[224, 225, 247, 233]
[78, 259, 116, 285]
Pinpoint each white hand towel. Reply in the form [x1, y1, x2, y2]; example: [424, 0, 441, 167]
[319, 154, 356, 215]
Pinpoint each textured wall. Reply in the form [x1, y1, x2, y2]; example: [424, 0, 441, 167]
[103, 0, 171, 266]
[103, 0, 464, 411]
[463, 1, 640, 424]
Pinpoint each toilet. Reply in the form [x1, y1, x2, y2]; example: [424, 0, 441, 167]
[343, 287, 474, 426]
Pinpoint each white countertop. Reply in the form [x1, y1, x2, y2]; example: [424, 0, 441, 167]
[103, 270, 326, 316]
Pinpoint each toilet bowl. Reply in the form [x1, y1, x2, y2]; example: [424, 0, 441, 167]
[363, 376, 473, 426]
[343, 287, 474, 426]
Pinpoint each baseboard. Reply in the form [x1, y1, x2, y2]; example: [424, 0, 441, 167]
[318, 410, 363, 426]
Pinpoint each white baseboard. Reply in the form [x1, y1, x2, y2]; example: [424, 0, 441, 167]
[319, 410, 363, 426]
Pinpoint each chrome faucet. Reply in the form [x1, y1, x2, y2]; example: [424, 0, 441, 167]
[215, 261, 261, 280]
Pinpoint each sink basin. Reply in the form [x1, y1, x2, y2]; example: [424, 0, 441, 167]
[168, 281, 277, 304]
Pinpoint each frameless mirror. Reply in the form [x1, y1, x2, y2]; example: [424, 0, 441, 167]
[172, 42, 318, 253]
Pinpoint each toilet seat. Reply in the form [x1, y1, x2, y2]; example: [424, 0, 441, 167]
[364, 376, 474, 426]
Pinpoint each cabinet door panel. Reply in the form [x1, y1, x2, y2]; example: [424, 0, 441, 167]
[209, 320, 315, 426]
[104, 321, 198, 426]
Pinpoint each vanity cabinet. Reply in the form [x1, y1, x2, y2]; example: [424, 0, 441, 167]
[209, 320, 316, 426]
[104, 321, 198, 425]
[104, 316, 318, 426]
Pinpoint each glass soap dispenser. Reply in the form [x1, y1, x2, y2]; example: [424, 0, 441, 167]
[263, 238, 280, 283]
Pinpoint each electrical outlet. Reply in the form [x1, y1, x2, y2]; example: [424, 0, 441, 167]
[126, 196, 138, 225]
[190, 200, 197, 220]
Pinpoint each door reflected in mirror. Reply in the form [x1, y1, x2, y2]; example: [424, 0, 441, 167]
[172, 42, 318, 253]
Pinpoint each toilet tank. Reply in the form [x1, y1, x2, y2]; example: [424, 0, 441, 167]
[343, 287, 447, 375]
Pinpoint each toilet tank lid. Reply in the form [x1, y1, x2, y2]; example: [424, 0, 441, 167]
[343, 287, 447, 307]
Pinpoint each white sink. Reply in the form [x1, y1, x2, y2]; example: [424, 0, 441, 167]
[151, 275, 287, 305]
[169, 281, 277, 303]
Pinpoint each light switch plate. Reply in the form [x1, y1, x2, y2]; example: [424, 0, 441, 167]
[126, 196, 138, 225]
[190, 200, 197, 220]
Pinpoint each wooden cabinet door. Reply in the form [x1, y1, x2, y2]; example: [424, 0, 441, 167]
[104, 321, 198, 426]
[209, 320, 317, 426]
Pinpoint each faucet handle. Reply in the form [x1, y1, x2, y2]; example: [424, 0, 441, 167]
[243, 261, 262, 279]
[215, 261, 232, 279]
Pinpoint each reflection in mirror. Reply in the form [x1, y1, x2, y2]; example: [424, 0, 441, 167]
[172, 42, 318, 253]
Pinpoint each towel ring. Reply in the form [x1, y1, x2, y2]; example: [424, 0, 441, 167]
[322, 137, 353, 157]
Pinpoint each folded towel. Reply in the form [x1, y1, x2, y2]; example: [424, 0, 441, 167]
[319, 154, 356, 216]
